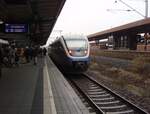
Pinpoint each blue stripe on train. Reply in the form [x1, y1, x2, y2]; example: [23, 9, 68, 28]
[68, 57, 90, 62]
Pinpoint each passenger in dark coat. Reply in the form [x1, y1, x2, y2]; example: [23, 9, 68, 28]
[0, 48, 2, 77]
[28, 47, 33, 60]
[43, 48, 47, 56]
[32, 47, 38, 65]
[24, 47, 30, 63]
[15, 48, 20, 66]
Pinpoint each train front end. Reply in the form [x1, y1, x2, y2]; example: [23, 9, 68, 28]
[64, 36, 90, 73]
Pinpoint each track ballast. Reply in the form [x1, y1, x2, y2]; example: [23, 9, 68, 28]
[67, 74, 148, 114]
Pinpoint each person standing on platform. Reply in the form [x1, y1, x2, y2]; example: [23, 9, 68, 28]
[24, 46, 30, 63]
[0, 48, 2, 78]
[32, 46, 38, 65]
[9, 46, 15, 66]
[43, 47, 47, 56]
[20, 48, 25, 64]
[14, 48, 20, 66]
[28, 47, 33, 61]
[144, 33, 150, 51]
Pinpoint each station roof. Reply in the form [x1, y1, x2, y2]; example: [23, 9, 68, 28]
[88, 18, 150, 41]
[0, 0, 66, 45]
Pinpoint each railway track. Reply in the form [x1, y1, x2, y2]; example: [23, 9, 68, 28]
[67, 74, 148, 114]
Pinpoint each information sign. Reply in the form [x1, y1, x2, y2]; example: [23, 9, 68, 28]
[5, 24, 28, 33]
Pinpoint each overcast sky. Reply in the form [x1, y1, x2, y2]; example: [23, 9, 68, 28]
[47, 0, 149, 44]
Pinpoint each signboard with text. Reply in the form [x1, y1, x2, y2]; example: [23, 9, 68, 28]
[5, 24, 28, 33]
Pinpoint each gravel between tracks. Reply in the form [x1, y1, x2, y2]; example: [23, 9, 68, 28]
[92, 56, 131, 69]
[87, 56, 150, 113]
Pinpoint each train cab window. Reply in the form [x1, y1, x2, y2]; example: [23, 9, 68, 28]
[65, 39, 88, 50]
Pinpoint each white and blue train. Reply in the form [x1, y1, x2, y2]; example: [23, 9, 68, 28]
[48, 35, 90, 73]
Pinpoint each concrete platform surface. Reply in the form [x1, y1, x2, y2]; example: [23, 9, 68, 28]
[0, 56, 89, 114]
[46, 56, 89, 114]
[0, 58, 51, 114]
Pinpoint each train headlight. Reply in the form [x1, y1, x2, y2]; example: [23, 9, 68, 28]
[84, 50, 87, 54]
[69, 50, 72, 54]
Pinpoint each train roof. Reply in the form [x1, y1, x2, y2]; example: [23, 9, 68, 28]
[50, 35, 88, 45]
[62, 35, 87, 40]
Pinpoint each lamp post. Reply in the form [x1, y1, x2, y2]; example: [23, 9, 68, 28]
[145, 0, 148, 18]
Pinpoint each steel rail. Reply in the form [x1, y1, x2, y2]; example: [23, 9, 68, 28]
[68, 73, 149, 114]
[83, 73, 149, 114]
[69, 76, 104, 114]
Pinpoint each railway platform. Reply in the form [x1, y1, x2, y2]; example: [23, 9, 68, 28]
[0, 56, 89, 114]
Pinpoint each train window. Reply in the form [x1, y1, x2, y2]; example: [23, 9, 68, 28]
[65, 39, 88, 50]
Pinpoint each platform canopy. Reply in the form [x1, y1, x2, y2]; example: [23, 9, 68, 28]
[0, 0, 66, 45]
[88, 18, 150, 41]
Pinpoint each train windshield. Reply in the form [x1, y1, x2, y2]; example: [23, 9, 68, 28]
[65, 39, 88, 50]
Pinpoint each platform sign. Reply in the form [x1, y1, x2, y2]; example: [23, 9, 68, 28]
[5, 24, 28, 33]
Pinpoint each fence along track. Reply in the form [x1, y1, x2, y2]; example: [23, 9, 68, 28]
[90, 48, 150, 60]
[104, 50, 150, 58]
[69, 74, 148, 114]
